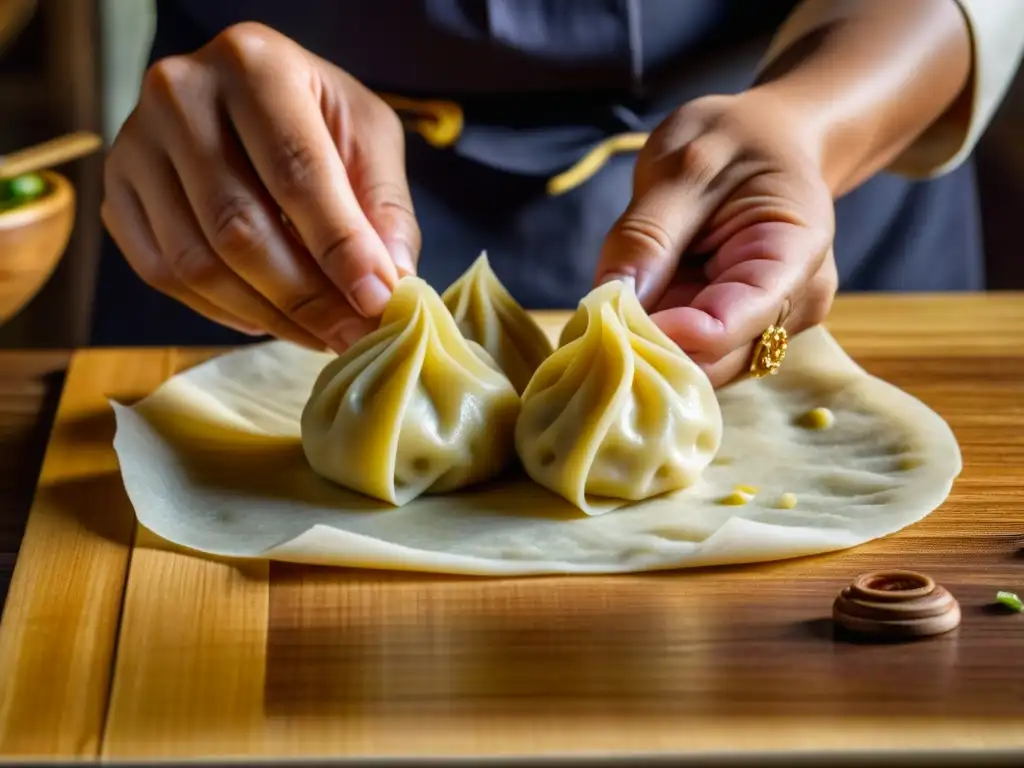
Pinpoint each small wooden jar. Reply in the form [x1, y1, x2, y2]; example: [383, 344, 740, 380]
[832, 570, 961, 639]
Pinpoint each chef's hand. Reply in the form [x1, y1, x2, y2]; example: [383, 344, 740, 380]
[596, 90, 837, 388]
[596, 0, 974, 388]
[102, 22, 419, 352]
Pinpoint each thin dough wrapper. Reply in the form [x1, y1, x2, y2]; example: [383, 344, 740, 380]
[515, 280, 723, 515]
[442, 252, 554, 394]
[301, 277, 520, 506]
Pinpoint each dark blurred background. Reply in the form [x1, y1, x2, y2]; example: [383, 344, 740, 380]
[0, 0, 1021, 349]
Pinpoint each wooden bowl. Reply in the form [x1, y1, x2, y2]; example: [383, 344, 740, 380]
[0, 170, 75, 326]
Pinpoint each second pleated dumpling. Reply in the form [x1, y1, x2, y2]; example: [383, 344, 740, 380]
[301, 277, 521, 506]
[442, 252, 554, 394]
[515, 279, 723, 515]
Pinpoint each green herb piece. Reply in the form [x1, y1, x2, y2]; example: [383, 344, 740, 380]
[996, 591, 1023, 612]
[0, 172, 48, 211]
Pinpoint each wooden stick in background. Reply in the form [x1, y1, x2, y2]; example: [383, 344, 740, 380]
[0, 131, 103, 180]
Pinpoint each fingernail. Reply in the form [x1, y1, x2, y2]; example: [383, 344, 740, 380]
[330, 317, 375, 351]
[599, 269, 651, 301]
[228, 321, 266, 337]
[388, 241, 416, 277]
[599, 269, 634, 286]
[349, 274, 392, 317]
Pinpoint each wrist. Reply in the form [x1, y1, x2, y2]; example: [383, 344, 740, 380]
[749, 0, 971, 197]
[745, 78, 867, 198]
[730, 86, 835, 190]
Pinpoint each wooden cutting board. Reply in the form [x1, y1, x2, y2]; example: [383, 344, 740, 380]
[1, 293, 1023, 764]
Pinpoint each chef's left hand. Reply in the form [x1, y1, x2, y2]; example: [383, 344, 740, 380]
[595, 90, 838, 387]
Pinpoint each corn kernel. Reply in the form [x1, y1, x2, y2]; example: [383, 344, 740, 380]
[798, 406, 835, 430]
[777, 492, 798, 509]
[719, 489, 754, 506]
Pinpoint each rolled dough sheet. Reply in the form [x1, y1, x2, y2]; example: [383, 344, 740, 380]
[110, 325, 961, 575]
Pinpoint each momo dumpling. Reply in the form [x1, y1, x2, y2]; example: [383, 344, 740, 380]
[301, 277, 520, 506]
[442, 252, 554, 394]
[515, 279, 723, 515]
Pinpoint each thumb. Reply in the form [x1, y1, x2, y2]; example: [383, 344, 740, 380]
[348, 106, 421, 278]
[596, 181, 718, 309]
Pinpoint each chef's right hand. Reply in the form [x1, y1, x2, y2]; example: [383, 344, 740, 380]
[102, 22, 420, 351]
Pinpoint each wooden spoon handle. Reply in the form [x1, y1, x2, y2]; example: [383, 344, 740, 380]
[0, 131, 103, 179]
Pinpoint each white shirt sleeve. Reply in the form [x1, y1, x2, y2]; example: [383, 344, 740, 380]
[757, 0, 1024, 179]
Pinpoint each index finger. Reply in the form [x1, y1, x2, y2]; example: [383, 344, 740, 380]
[223, 63, 399, 318]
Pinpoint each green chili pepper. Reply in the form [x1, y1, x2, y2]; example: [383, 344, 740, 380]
[996, 591, 1023, 612]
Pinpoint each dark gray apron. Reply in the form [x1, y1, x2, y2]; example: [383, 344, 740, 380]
[91, 0, 983, 346]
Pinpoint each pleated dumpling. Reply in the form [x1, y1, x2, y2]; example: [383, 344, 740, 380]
[301, 276, 520, 506]
[442, 252, 554, 394]
[515, 279, 723, 515]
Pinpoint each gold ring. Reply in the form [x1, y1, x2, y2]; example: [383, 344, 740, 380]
[748, 301, 791, 379]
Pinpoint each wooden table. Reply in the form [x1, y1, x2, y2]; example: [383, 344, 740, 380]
[1, 294, 1023, 765]
[0, 351, 67, 608]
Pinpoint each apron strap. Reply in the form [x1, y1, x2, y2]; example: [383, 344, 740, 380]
[378, 92, 650, 196]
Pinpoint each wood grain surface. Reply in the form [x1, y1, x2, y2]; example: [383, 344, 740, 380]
[0, 350, 175, 758]
[0, 351, 67, 607]
[2, 293, 1024, 764]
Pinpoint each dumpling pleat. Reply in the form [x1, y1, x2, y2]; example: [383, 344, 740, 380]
[516, 280, 723, 515]
[442, 252, 555, 394]
[301, 277, 520, 506]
